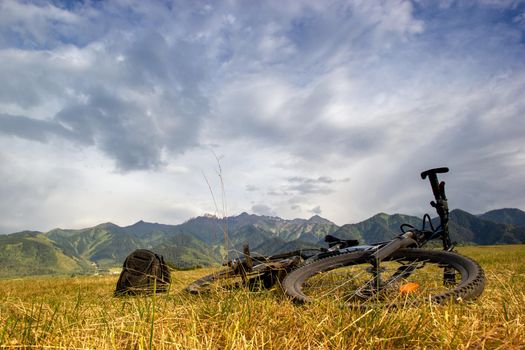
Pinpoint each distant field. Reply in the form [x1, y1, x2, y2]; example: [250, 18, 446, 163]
[1, 245, 524, 349]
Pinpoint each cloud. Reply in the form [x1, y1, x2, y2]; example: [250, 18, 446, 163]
[0, 4, 211, 171]
[251, 204, 276, 217]
[310, 206, 322, 215]
[0, 0, 80, 48]
[0, 149, 83, 234]
[0, 113, 75, 142]
[0, 0, 431, 172]
[209, 1, 525, 165]
[54, 91, 168, 171]
[245, 185, 259, 192]
[0, 0, 524, 232]
[284, 176, 350, 195]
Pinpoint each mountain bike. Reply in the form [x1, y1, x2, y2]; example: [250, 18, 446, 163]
[186, 167, 485, 307]
[282, 167, 485, 307]
[185, 231, 362, 293]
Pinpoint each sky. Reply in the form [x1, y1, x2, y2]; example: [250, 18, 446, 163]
[0, 0, 524, 234]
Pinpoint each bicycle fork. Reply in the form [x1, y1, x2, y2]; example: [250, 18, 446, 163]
[353, 232, 419, 300]
[363, 231, 455, 299]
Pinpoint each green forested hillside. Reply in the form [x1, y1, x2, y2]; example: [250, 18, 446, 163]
[479, 208, 525, 228]
[46, 225, 143, 268]
[153, 233, 220, 269]
[0, 232, 91, 277]
[450, 209, 525, 244]
[332, 213, 423, 243]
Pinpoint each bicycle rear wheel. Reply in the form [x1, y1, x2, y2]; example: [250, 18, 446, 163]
[185, 266, 276, 294]
[282, 248, 485, 307]
[185, 254, 304, 293]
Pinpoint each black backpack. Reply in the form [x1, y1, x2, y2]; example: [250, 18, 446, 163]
[114, 249, 171, 296]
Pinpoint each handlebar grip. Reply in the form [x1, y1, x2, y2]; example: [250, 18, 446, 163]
[421, 167, 449, 180]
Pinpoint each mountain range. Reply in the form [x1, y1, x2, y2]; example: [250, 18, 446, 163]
[1, 208, 524, 278]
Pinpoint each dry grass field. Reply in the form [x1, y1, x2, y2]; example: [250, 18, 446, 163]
[1, 245, 524, 349]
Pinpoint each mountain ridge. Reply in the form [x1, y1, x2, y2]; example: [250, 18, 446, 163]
[1, 208, 524, 278]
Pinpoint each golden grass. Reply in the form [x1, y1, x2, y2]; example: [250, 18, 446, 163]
[1, 245, 524, 349]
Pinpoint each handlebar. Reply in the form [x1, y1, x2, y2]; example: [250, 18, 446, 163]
[420, 167, 449, 180]
[421, 167, 448, 202]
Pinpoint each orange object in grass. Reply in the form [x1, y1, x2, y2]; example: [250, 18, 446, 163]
[399, 282, 420, 293]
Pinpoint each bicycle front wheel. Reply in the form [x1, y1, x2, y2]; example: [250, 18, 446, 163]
[282, 248, 485, 307]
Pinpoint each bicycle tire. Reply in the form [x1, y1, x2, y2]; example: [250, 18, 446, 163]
[185, 267, 273, 294]
[282, 248, 485, 307]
